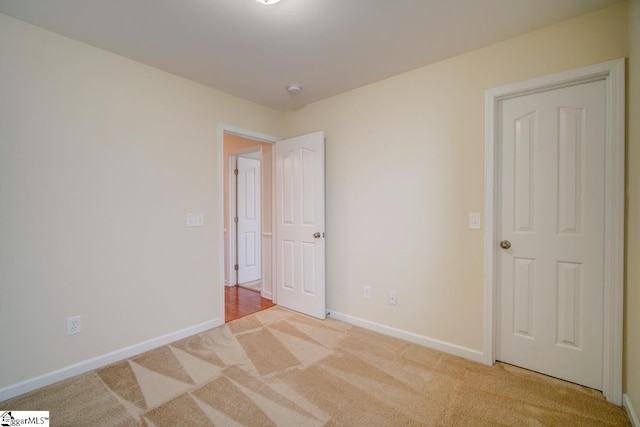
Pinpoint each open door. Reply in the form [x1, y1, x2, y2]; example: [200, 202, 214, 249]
[236, 156, 261, 285]
[275, 132, 326, 319]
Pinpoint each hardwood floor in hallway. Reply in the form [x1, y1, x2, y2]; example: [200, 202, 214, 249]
[225, 285, 275, 323]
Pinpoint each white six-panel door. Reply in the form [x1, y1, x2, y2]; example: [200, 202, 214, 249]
[275, 132, 326, 319]
[496, 80, 606, 390]
[237, 156, 261, 284]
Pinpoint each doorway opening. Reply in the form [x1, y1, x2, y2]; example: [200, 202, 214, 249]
[221, 127, 278, 322]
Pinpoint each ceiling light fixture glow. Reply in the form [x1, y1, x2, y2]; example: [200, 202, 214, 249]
[255, 0, 281, 5]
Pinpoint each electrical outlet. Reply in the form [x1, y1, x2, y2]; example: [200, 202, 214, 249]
[363, 286, 372, 299]
[389, 291, 397, 305]
[67, 315, 81, 335]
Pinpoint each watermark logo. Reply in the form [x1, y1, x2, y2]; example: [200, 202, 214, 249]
[0, 411, 49, 426]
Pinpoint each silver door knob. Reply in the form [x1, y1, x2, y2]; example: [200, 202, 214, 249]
[313, 232, 321, 238]
[500, 240, 511, 249]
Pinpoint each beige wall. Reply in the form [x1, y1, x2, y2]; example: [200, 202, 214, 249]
[223, 133, 273, 287]
[0, 13, 283, 388]
[625, 0, 640, 417]
[2, 2, 638, 411]
[284, 2, 628, 352]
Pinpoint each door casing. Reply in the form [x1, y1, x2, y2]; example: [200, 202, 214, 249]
[483, 59, 625, 404]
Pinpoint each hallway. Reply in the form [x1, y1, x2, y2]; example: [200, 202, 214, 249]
[225, 285, 275, 323]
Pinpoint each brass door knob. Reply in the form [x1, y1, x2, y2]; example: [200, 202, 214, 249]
[500, 240, 511, 249]
[313, 232, 321, 238]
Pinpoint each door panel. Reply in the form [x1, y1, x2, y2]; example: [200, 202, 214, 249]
[514, 111, 535, 232]
[513, 257, 535, 338]
[497, 80, 605, 390]
[237, 156, 261, 284]
[275, 132, 325, 319]
[556, 261, 583, 349]
[558, 107, 584, 234]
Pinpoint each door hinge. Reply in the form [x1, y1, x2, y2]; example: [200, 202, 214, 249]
[234, 217, 239, 224]
[234, 264, 239, 271]
[234, 168, 239, 176]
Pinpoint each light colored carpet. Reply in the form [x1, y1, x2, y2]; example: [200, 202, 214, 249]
[2, 306, 630, 426]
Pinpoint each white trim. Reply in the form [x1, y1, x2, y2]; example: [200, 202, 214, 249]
[217, 124, 279, 318]
[271, 141, 277, 304]
[223, 228, 229, 285]
[261, 233, 273, 300]
[624, 394, 640, 427]
[328, 310, 485, 364]
[483, 58, 625, 404]
[483, 99, 496, 367]
[228, 155, 237, 286]
[220, 124, 280, 144]
[0, 318, 222, 402]
[600, 58, 626, 406]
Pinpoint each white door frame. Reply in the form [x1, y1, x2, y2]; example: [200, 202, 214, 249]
[218, 124, 279, 318]
[483, 58, 625, 404]
[228, 146, 262, 287]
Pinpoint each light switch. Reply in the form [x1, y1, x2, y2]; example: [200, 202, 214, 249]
[469, 212, 481, 230]
[186, 213, 204, 227]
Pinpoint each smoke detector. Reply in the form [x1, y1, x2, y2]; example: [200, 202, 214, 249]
[287, 84, 301, 94]
[255, 0, 281, 4]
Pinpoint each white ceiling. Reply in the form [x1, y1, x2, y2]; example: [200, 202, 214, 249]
[0, 0, 622, 111]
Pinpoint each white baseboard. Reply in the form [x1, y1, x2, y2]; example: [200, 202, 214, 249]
[262, 290, 273, 300]
[624, 394, 640, 427]
[0, 318, 223, 402]
[327, 310, 485, 364]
